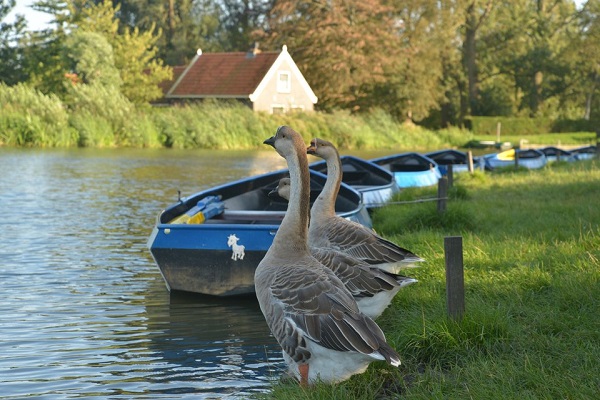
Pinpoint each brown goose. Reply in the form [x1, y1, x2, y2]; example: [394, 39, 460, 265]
[256, 126, 401, 384]
[271, 177, 417, 319]
[307, 138, 424, 273]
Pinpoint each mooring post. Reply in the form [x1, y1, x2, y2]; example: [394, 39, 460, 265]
[445, 236, 465, 320]
[467, 151, 474, 173]
[437, 176, 448, 213]
[447, 164, 454, 188]
[514, 149, 520, 169]
[596, 130, 600, 159]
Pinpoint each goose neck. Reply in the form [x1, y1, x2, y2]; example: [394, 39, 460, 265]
[313, 154, 342, 217]
[272, 149, 310, 252]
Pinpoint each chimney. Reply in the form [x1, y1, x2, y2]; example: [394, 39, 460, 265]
[246, 42, 261, 58]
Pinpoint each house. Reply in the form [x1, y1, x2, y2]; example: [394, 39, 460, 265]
[159, 44, 318, 113]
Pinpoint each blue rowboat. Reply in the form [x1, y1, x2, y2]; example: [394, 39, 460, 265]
[538, 146, 577, 162]
[147, 169, 371, 297]
[570, 145, 597, 160]
[309, 155, 399, 209]
[370, 152, 442, 188]
[483, 148, 547, 170]
[425, 149, 484, 174]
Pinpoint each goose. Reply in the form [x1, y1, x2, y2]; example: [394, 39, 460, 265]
[270, 177, 418, 319]
[306, 138, 425, 273]
[256, 126, 401, 385]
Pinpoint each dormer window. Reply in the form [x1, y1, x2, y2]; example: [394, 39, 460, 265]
[277, 71, 291, 93]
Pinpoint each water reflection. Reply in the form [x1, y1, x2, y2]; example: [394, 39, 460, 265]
[142, 291, 281, 398]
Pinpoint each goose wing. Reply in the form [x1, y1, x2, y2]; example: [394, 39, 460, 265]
[316, 217, 424, 265]
[311, 247, 403, 298]
[268, 261, 398, 362]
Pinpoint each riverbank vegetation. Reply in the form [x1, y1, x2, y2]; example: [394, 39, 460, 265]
[260, 158, 600, 399]
[0, 83, 596, 150]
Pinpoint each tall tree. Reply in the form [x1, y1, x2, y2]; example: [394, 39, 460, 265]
[0, 0, 26, 85]
[259, 0, 401, 112]
[217, 0, 272, 51]
[385, 0, 461, 123]
[462, 0, 494, 116]
[112, 0, 222, 65]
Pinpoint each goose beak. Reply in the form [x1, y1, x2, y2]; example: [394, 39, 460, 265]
[306, 139, 317, 155]
[263, 136, 276, 147]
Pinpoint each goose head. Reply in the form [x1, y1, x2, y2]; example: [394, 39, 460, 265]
[263, 126, 304, 159]
[268, 177, 291, 200]
[306, 138, 338, 159]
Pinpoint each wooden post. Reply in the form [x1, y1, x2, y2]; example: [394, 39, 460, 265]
[447, 164, 454, 188]
[514, 149, 519, 169]
[496, 122, 501, 144]
[467, 151, 474, 173]
[445, 236, 465, 320]
[437, 176, 448, 213]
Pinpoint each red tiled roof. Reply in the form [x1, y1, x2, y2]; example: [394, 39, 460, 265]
[168, 51, 280, 97]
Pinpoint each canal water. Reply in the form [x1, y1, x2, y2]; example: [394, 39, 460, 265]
[0, 147, 304, 399]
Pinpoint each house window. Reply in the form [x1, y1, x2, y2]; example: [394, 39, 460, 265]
[277, 71, 291, 93]
[272, 105, 285, 114]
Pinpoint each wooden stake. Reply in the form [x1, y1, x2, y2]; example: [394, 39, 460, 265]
[445, 236, 465, 320]
[437, 177, 448, 213]
[467, 151, 474, 173]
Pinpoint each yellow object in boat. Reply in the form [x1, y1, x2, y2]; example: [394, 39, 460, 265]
[168, 195, 224, 224]
[496, 149, 515, 161]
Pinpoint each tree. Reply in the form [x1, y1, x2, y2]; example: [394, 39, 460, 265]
[112, 0, 223, 65]
[64, 30, 121, 87]
[0, 0, 27, 85]
[259, 0, 401, 112]
[462, 0, 494, 116]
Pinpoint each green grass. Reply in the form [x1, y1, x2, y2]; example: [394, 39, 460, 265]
[259, 159, 600, 399]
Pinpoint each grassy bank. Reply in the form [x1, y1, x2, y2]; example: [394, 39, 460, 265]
[261, 159, 600, 399]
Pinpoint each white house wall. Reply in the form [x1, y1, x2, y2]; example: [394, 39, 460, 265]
[252, 58, 315, 113]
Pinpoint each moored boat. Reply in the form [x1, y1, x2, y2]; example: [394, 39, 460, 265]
[570, 145, 597, 160]
[370, 152, 442, 188]
[538, 146, 576, 162]
[147, 169, 371, 297]
[309, 155, 399, 209]
[425, 149, 483, 174]
[483, 148, 547, 170]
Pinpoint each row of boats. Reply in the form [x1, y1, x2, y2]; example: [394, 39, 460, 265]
[147, 144, 597, 296]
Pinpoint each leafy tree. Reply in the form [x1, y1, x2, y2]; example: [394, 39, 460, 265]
[112, 0, 222, 65]
[0, 0, 27, 85]
[69, 1, 172, 103]
[259, 0, 401, 112]
[565, 0, 600, 120]
[64, 30, 121, 87]
[217, 0, 273, 51]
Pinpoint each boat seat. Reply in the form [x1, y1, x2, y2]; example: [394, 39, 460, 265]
[342, 171, 370, 184]
[390, 163, 429, 172]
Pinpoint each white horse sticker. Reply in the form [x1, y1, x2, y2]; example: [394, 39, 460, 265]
[227, 234, 245, 261]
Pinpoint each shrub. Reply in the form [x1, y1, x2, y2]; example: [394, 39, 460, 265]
[0, 83, 77, 146]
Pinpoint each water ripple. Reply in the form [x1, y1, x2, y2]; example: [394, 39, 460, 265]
[0, 148, 284, 399]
